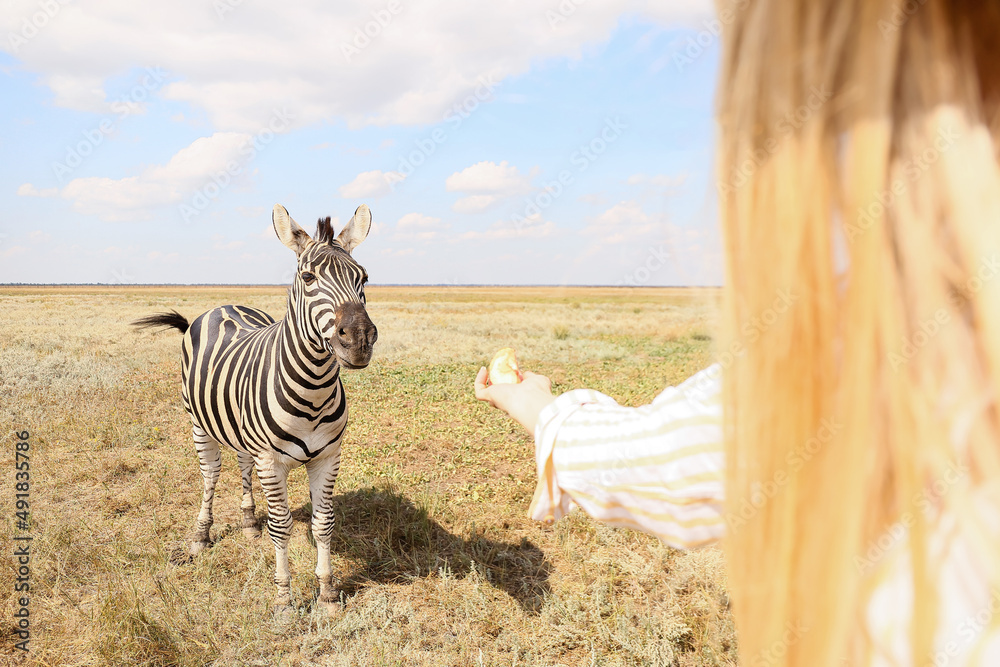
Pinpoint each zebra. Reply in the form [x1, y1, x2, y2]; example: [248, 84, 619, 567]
[133, 203, 377, 615]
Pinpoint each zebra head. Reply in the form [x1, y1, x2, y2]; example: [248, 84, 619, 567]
[272, 203, 378, 369]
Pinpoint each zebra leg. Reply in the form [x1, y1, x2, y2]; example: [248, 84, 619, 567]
[257, 459, 294, 611]
[190, 424, 222, 556]
[306, 451, 342, 614]
[237, 450, 261, 539]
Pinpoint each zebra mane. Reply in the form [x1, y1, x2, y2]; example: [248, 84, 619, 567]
[315, 217, 334, 245]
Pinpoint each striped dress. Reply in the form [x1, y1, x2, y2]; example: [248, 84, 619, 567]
[529, 364, 725, 548]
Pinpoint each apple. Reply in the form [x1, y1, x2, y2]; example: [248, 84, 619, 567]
[487, 347, 523, 385]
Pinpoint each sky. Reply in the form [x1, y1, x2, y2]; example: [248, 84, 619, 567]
[0, 0, 723, 286]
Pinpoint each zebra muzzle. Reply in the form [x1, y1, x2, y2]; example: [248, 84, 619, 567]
[328, 303, 377, 368]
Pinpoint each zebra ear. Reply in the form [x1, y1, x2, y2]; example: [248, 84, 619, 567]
[272, 204, 312, 256]
[336, 204, 372, 254]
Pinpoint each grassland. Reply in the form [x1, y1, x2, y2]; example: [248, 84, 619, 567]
[0, 285, 734, 666]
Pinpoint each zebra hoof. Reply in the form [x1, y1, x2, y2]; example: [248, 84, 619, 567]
[242, 525, 262, 540]
[316, 598, 343, 617]
[189, 540, 211, 556]
[272, 604, 295, 623]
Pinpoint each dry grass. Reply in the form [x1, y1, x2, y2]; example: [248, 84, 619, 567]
[0, 285, 734, 666]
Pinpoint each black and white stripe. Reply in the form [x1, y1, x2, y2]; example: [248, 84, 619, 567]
[134, 203, 376, 613]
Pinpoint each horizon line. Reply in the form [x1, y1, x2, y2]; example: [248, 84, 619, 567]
[0, 282, 724, 288]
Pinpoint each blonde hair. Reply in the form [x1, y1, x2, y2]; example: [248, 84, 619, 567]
[716, 0, 1000, 663]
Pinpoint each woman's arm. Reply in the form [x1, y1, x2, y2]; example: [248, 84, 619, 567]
[476, 364, 726, 549]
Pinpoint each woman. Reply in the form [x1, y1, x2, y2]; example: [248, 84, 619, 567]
[477, 0, 1000, 664]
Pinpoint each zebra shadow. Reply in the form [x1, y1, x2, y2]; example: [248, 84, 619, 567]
[291, 486, 552, 614]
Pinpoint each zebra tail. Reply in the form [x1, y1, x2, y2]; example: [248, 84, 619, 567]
[131, 310, 190, 334]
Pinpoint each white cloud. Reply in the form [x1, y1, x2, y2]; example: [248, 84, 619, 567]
[584, 200, 660, 240]
[578, 193, 607, 206]
[339, 170, 404, 198]
[0, 2, 710, 131]
[28, 231, 52, 243]
[446, 160, 537, 214]
[17, 184, 58, 197]
[638, 2, 712, 27]
[452, 194, 500, 214]
[380, 247, 417, 257]
[393, 230, 442, 242]
[460, 214, 558, 240]
[18, 132, 252, 221]
[149, 132, 252, 183]
[393, 213, 448, 242]
[626, 172, 689, 188]
[446, 160, 534, 195]
[43, 73, 110, 115]
[59, 176, 175, 221]
[236, 205, 267, 220]
[1, 245, 27, 259]
[397, 213, 444, 230]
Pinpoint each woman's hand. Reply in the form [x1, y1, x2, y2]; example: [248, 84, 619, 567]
[474, 367, 556, 433]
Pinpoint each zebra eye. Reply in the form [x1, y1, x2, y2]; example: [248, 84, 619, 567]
[301, 271, 316, 283]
